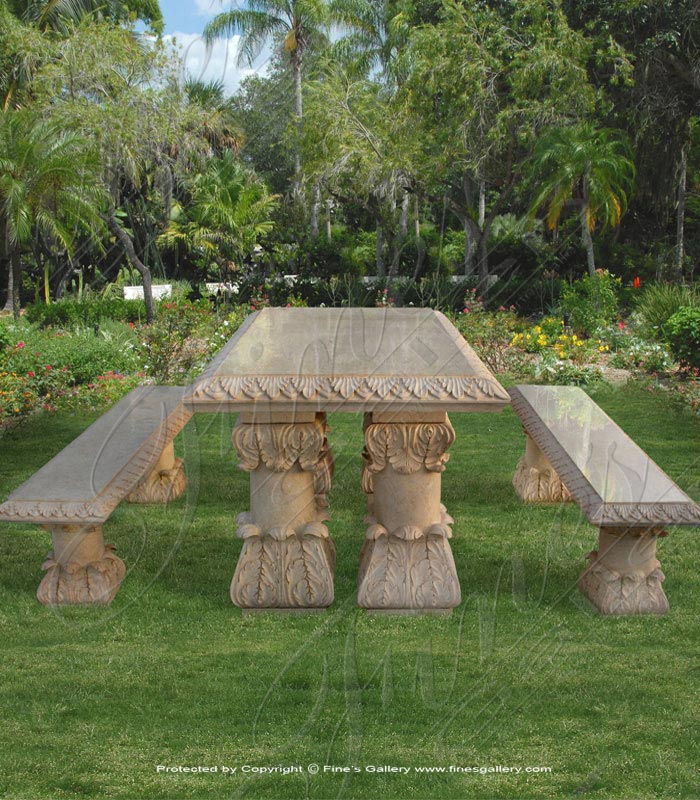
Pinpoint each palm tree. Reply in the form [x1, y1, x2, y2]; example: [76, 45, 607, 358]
[329, 0, 407, 85]
[158, 150, 277, 277]
[204, 0, 329, 178]
[0, 109, 106, 317]
[9, 0, 162, 34]
[528, 123, 636, 275]
[184, 77, 244, 156]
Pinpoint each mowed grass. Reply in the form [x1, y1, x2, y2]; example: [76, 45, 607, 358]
[0, 384, 699, 800]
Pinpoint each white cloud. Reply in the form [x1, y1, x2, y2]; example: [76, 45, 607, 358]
[165, 31, 271, 94]
[193, 0, 245, 17]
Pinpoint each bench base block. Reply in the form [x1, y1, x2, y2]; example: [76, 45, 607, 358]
[579, 527, 669, 616]
[513, 434, 571, 504]
[37, 525, 126, 607]
[127, 443, 187, 504]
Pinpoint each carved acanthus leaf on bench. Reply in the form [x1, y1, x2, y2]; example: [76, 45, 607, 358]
[37, 541, 126, 607]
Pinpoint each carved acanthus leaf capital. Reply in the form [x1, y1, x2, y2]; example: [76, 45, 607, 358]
[232, 418, 326, 473]
[363, 419, 456, 475]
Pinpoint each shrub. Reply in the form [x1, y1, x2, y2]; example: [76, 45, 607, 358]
[25, 298, 147, 328]
[560, 269, 621, 335]
[664, 306, 700, 370]
[532, 351, 604, 386]
[136, 299, 218, 383]
[5, 329, 139, 386]
[632, 283, 700, 339]
[608, 336, 674, 374]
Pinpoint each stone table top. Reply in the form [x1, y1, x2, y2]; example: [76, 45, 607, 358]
[186, 307, 510, 414]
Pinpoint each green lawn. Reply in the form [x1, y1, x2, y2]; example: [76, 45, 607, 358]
[0, 384, 699, 800]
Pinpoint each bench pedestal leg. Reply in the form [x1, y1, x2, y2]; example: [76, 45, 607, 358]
[513, 432, 571, 503]
[358, 413, 461, 612]
[127, 441, 187, 504]
[579, 527, 668, 615]
[37, 525, 126, 606]
[230, 414, 335, 609]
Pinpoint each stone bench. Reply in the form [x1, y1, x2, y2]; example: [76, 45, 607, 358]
[509, 385, 700, 615]
[0, 387, 191, 607]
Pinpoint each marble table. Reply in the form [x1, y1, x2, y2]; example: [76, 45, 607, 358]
[186, 307, 510, 612]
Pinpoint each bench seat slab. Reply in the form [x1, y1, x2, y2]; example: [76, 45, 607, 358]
[510, 385, 700, 615]
[0, 386, 192, 525]
[0, 386, 191, 606]
[509, 385, 700, 527]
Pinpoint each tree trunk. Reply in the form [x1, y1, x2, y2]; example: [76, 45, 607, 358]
[310, 184, 321, 239]
[326, 200, 332, 241]
[464, 218, 475, 276]
[478, 177, 486, 228]
[292, 51, 303, 178]
[106, 208, 155, 323]
[399, 192, 409, 237]
[580, 205, 596, 276]
[412, 238, 426, 280]
[11, 245, 21, 321]
[376, 222, 385, 278]
[3, 268, 12, 313]
[477, 232, 489, 291]
[675, 145, 687, 284]
[1, 218, 11, 313]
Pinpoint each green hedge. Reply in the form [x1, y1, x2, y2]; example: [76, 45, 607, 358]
[25, 298, 147, 328]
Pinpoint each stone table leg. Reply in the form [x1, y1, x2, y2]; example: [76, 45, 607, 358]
[512, 430, 571, 503]
[230, 413, 335, 609]
[358, 412, 461, 612]
[37, 524, 126, 606]
[579, 527, 669, 615]
[127, 441, 187, 504]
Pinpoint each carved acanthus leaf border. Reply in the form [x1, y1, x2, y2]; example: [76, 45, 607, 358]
[189, 374, 509, 405]
[509, 386, 700, 527]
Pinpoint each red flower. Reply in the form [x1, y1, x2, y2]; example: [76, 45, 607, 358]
[633, 276, 641, 288]
[618, 321, 626, 330]
[27, 370, 35, 378]
[45, 365, 52, 371]
[15, 341, 25, 350]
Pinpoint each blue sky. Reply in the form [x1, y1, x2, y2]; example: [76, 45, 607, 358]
[159, 1, 269, 93]
[160, 0, 223, 35]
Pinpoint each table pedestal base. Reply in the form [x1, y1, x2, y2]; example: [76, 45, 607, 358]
[230, 414, 335, 609]
[37, 524, 125, 606]
[579, 527, 668, 615]
[358, 413, 461, 611]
